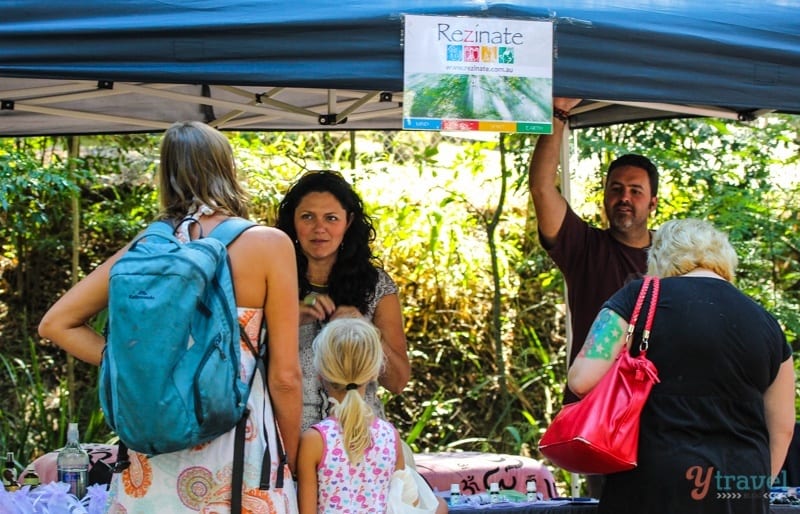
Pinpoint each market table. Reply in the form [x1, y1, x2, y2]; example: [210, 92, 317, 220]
[448, 500, 800, 514]
[449, 499, 597, 514]
[415, 452, 558, 499]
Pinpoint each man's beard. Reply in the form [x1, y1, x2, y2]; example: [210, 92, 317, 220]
[609, 206, 637, 232]
[612, 214, 633, 230]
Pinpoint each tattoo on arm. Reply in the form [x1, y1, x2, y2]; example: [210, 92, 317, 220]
[581, 308, 625, 360]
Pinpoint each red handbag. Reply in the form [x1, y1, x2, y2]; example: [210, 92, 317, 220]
[538, 276, 661, 475]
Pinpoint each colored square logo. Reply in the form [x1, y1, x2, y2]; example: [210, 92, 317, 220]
[447, 45, 463, 62]
[499, 47, 515, 64]
[464, 46, 480, 62]
[481, 46, 498, 63]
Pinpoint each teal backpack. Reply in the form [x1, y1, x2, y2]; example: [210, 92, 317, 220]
[100, 217, 258, 455]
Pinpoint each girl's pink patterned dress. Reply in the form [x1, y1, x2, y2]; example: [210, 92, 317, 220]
[312, 417, 398, 513]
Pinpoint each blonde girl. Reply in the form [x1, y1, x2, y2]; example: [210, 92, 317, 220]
[297, 318, 405, 514]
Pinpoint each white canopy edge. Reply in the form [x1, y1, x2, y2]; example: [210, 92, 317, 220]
[0, 77, 760, 137]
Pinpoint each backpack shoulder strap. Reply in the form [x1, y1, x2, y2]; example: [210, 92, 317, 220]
[141, 219, 177, 238]
[129, 220, 179, 247]
[207, 217, 257, 247]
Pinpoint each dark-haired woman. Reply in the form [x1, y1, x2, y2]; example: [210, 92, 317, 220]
[276, 170, 410, 431]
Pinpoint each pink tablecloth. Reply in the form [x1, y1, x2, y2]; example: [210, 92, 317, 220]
[414, 451, 558, 499]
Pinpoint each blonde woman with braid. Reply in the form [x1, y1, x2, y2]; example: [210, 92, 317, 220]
[297, 318, 405, 514]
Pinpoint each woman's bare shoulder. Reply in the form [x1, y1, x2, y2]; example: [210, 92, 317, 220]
[233, 224, 293, 251]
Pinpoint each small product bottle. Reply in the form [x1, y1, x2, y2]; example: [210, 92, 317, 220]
[449, 483, 461, 506]
[22, 466, 40, 489]
[526, 480, 538, 502]
[2, 452, 19, 492]
[57, 423, 90, 499]
[489, 482, 500, 503]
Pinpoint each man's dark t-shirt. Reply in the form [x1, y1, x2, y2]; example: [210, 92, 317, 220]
[540, 207, 648, 404]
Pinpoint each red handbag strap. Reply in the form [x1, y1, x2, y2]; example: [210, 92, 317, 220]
[624, 276, 660, 353]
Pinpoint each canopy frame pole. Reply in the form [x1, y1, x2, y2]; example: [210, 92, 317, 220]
[559, 124, 582, 499]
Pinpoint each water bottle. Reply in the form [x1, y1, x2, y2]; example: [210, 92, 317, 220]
[57, 423, 89, 499]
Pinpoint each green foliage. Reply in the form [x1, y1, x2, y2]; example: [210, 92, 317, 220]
[0, 339, 52, 463]
[0, 135, 160, 464]
[405, 74, 551, 121]
[0, 143, 86, 252]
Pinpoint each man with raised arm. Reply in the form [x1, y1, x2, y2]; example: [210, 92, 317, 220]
[529, 97, 660, 498]
[528, 97, 659, 405]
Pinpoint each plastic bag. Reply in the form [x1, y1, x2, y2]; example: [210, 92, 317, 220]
[387, 467, 439, 514]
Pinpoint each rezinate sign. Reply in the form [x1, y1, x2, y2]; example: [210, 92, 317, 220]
[403, 15, 554, 134]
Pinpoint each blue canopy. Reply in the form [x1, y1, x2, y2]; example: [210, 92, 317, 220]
[1, 0, 798, 135]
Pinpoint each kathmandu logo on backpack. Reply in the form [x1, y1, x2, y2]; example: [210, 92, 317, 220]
[99, 218, 257, 455]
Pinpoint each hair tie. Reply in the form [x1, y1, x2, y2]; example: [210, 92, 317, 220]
[345, 383, 358, 390]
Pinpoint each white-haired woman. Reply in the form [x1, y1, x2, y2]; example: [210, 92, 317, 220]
[568, 218, 795, 514]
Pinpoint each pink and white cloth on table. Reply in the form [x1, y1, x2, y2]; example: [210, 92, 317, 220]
[414, 451, 558, 499]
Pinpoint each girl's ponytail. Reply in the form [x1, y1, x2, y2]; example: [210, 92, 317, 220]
[332, 383, 373, 463]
